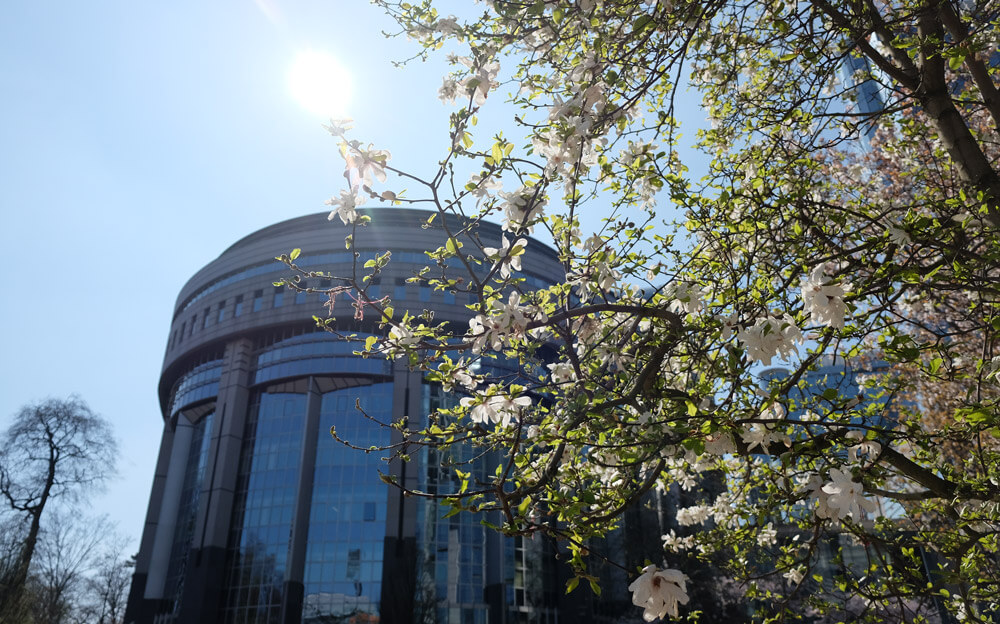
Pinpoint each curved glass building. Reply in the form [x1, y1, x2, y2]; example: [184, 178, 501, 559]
[124, 209, 570, 624]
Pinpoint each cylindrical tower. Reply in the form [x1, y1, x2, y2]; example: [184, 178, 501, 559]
[124, 209, 564, 624]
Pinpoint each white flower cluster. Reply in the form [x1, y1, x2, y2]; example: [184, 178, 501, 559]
[500, 186, 547, 233]
[323, 121, 393, 225]
[459, 386, 530, 427]
[440, 56, 501, 106]
[467, 291, 543, 353]
[736, 314, 803, 365]
[801, 263, 849, 330]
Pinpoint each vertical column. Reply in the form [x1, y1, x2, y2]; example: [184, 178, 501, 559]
[178, 337, 254, 624]
[124, 418, 182, 623]
[380, 361, 421, 623]
[280, 376, 322, 624]
[142, 416, 194, 600]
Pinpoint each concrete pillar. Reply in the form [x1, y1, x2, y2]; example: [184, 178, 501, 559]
[124, 419, 178, 623]
[380, 361, 421, 623]
[178, 337, 254, 624]
[281, 376, 322, 624]
[142, 416, 194, 600]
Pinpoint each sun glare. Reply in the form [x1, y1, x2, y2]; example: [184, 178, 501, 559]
[288, 51, 351, 118]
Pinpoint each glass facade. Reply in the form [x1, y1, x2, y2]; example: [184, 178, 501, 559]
[130, 210, 584, 624]
[253, 332, 390, 385]
[168, 359, 223, 417]
[414, 384, 492, 624]
[221, 391, 307, 624]
[302, 383, 393, 622]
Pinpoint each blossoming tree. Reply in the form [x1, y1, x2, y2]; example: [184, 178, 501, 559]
[282, 1, 1000, 620]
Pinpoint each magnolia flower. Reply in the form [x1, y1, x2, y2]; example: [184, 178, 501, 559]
[467, 171, 503, 199]
[628, 565, 690, 621]
[439, 77, 460, 104]
[460, 59, 500, 106]
[676, 505, 712, 526]
[546, 361, 575, 384]
[661, 530, 695, 552]
[460, 391, 530, 427]
[344, 144, 391, 186]
[801, 263, 849, 330]
[665, 281, 705, 315]
[483, 236, 527, 279]
[783, 567, 805, 585]
[757, 522, 777, 547]
[388, 323, 420, 349]
[500, 186, 546, 233]
[821, 468, 878, 522]
[736, 314, 803, 365]
[326, 189, 366, 225]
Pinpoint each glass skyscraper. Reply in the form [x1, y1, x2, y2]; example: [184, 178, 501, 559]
[124, 209, 571, 624]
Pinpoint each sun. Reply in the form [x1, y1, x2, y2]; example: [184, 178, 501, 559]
[288, 50, 352, 118]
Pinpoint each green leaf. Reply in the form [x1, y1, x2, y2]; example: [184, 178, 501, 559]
[632, 14, 652, 34]
[365, 336, 377, 351]
[588, 578, 602, 596]
[929, 358, 943, 375]
[566, 577, 579, 593]
[949, 53, 964, 71]
[290, 248, 301, 260]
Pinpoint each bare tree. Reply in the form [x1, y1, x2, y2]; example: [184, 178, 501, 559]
[0, 397, 116, 618]
[77, 539, 133, 624]
[27, 513, 114, 624]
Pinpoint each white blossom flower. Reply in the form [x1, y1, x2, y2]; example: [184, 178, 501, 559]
[483, 236, 527, 279]
[662, 530, 695, 552]
[801, 263, 849, 330]
[546, 361, 575, 384]
[820, 468, 878, 522]
[783, 567, 805, 585]
[344, 144, 391, 186]
[438, 77, 460, 104]
[467, 171, 503, 199]
[676, 505, 712, 526]
[460, 390, 530, 427]
[434, 15, 459, 34]
[628, 565, 690, 621]
[665, 281, 705, 315]
[736, 314, 803, 365]
[325, 189, 366, 225]
[499, 186, 546, 233]
[460, 59, 500, 106]
[757, 522, 777, 547]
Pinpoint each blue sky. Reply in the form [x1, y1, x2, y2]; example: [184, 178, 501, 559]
[0, 1, 707, 547]
[0, 0, 462, 546]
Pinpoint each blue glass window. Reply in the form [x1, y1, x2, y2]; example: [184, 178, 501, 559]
[302, 383, 392, 622]
[414, 384, 492, 620]
[221, 391, 306, 624]
[253, 290, 263, 313]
